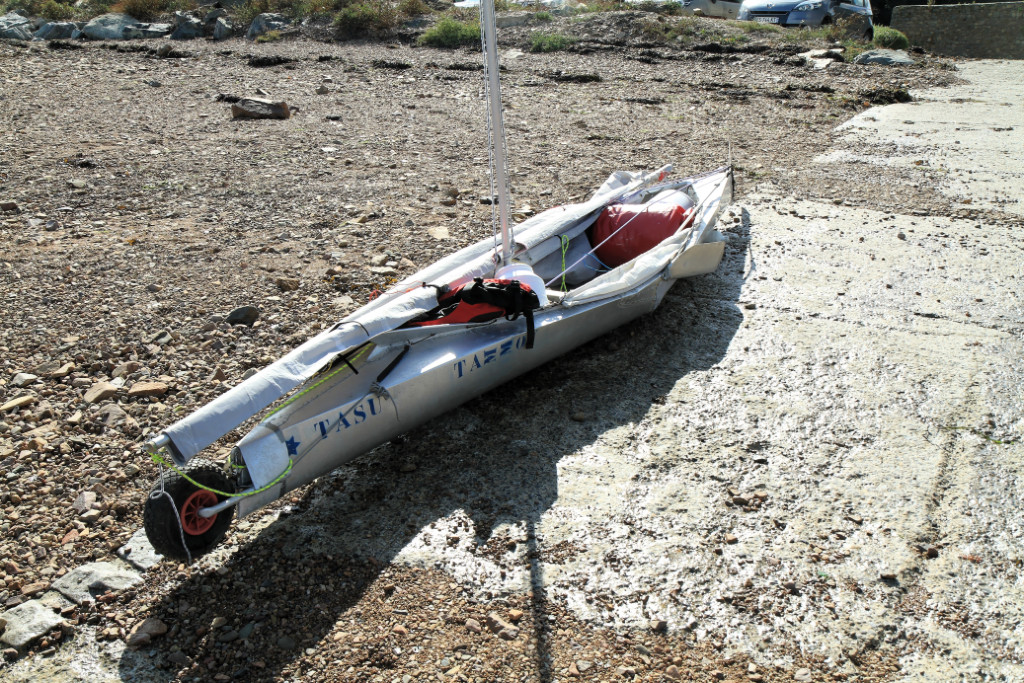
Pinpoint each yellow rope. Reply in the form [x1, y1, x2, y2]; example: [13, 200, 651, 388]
[150, 451, 292, 499]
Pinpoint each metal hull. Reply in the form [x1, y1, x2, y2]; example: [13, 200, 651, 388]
[235, 275, 672, 516]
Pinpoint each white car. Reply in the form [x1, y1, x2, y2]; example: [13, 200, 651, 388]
[681, 0, 742, 19]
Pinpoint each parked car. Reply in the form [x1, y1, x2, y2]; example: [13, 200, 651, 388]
[681, 0, 743, 19]
[737, 0, 874, 37]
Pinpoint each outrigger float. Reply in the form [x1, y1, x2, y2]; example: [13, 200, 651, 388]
[142, 0, 734, 561]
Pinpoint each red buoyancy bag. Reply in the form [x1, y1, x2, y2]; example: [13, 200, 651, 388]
[590, 204, 695, 268]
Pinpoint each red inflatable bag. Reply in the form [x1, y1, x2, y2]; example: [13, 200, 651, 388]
[590, 204, 694, 267]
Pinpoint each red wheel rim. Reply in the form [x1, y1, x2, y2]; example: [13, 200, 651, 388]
[180, 489, 219, 535]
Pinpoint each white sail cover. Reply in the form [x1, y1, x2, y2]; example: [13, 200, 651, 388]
[159, 165, 702, 463]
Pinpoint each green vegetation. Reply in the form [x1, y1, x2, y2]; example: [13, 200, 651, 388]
[333, 0, 398, 38]
[254, 28, 283, 41]
[397, 0, 430, 17]
[529, 31, 576, 52]
[39, 0, 75, 19]
[235, 0, 317, 27]
[578, 0, 629, 12]
[534, 10, 551, 21]
[873, 25, 909, 49]
[737, 20, 781, 35]
[417, 16, 478, 48]
[112, 0, 175, 20]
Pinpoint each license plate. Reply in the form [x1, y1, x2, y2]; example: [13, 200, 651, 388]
[755, 16, 779, 23]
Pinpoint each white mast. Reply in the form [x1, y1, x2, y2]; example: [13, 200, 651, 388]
[480, 0, 513, 267]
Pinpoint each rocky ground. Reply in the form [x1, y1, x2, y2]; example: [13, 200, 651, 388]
[2, 13, 1020, 683]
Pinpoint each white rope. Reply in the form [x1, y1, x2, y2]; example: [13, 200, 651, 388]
[149, 464, 193, 565]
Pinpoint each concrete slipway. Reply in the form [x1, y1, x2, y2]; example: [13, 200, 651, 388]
[6, 61, 1023, 682]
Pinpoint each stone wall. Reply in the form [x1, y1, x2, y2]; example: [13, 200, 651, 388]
[891, 2, 1024, 59]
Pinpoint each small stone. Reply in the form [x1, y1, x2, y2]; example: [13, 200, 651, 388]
[316, 84, 330, 94]
[486, 612, 518, 639]
[570, 412, 587, 422]
[111, 362, 141, 379]
[392, 624, 408, 635]
[127, 381, 168, 398]
[732, 496, 748, 506]
[11, 373, 38, 388]
[146, 283, 163, 293]
[274, 277, 300, 292]
[231, 98, 291, 120]
[880, 571, 897, 581]
[0, 600, 63, 651]
[277, 635, 296, 650]
[576, 661, 593, 672]
[650, 619, 667, 633]
[665, 665, 681, 680]
[125, 631, 151, 647]
[1, 395, 36, 412]
[80, 509, 102, 524]
[0, 201, 19, 212]
[51, 562, 142, 605]
[211, 616, 228, 629]
[72, 491, 98, 514]
[83, 382, 118, 404]
[168, 651, 191, 666]
[725, 534, 738, 544]
[617, 666, 637, 678]
[226, 306, 260, 327]
[568, 662, 580, 677]
[507, 608, 524, 623]
[218, 629, 239, 643]
[465, 618, 482, 634]
[19, 582, 49, 597]
[794, 668, 812, 682]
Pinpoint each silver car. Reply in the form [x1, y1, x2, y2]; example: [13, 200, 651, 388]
[737, 0, 873, 37]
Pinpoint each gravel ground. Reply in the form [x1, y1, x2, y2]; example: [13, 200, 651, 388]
[1, 15, 1019, 683]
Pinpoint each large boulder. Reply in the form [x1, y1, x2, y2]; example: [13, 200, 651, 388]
[122, 22, 172, 39]
[853, 48, 915, 66]
[34, 21, 78, 40]
[246, 12, 290, 40]
[170, 11, 203, 40]
[0, 12, 33, 41]
[81, 13, 143, 40]
[212, 16, 234, 41]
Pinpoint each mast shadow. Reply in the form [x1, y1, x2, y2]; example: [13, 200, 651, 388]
[120, 214, 750, 682]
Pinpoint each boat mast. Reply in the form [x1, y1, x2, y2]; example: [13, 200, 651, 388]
[480, 0, 513, 267]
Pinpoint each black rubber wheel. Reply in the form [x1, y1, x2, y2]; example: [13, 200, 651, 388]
[144, 460, 235, 561]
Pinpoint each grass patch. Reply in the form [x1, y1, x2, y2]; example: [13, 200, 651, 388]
[529, 31, 576, 52]
[40, 0, 75, 19]
[579, 0, 629, 12]
[534, 10, 551, 21]
[111, 0, 170, 20]
[736, 20, 780, 34]
[397, 0, 430, 17]
[873, 25, 908, 49]
[333, 0, 399, 38]
[254, 28, 283, 41]
[417, 16, 478, 48]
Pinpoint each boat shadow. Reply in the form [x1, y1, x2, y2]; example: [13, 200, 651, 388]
[121, 212, 751, 682]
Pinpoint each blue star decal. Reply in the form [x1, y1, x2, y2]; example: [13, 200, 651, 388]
[285, 436, 301, 456]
